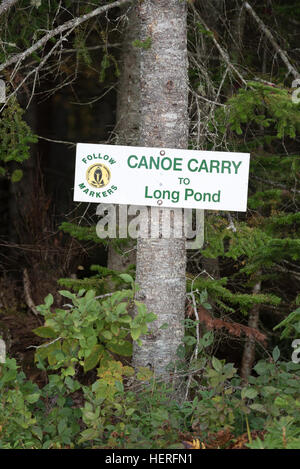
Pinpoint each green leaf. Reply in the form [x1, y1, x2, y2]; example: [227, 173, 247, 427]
[136, 366, 153, 381]
[102, 330, 113, 340]
[115, 380, 124, 393]
[25, 393, 40, 404]
[78, 428, 99, 444]
[159, 323, 169, 330]
[212, 356, 222, 372]
[106, 341, 132, 357]
[249, 403, 267, 414]
[58, 419, 67, 435]
[64, 366, 75, 376]
[132, 37, 152, 50]
[115, 302, 128, 315]
[32, 426, 43, 441]
[83, 344, 104, 372]
[272, 346, 280, 362]
[85, 289, 96, 301]
[119, 273, 134, 284]
[176, 344, 186, 359]
[254, 361, 269, 375]
[59, 290, 75, 300]
[119, 315, 132, 323]
[183, 335, 197, 346]
[11, 169, 23, 183]
[145, 312, 157, 322]
[44, 294, 54, 308]
[32, 326, 57, 339]
[131, 327, 142, 341]
[201, 331, 214, 348]
[111, 324, 120, 336]
[65, 376, 81, 393]
[134, 301, 147, 315]
[241, 387, 258, 400]
[46, 341, 62, 366]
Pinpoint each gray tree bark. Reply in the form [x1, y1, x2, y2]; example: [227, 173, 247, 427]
[231, 2, 246, 62]
[107, 4, 140, 271]
[115, 6, 140, 148]
[132, 0, 189, 378]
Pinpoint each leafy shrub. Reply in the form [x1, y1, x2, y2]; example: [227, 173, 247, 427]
[1, 284, 300, 449]
[33, 275, 156, 374]
[0, 357, 42, 448]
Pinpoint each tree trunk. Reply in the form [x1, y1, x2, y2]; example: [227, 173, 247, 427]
[241, 279, 261, 381]
[231, 2, 246, 63]
[107, 4, 140, 271]
[132, 0, 189, 378]
[115, 6, 140, 148]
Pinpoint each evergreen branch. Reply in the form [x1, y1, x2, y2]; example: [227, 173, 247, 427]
[244, 2, 299, 79]
[0, 0, 132, 73]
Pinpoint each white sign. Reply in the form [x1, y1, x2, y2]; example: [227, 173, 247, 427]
[74, 143, 250, 212]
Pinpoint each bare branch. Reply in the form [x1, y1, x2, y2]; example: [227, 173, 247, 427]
[225, 212, 237, 232]
[0, 0, 18, 17]
[244, 1, 299, 79]
[58, 43, 122, 54]
[25, 27, 75, 108]
[23, 268, 39, 317]
[0, 0, 131, 73]
[27, 337, 62, 350]
[251, 175, 300, 195]
[190, 3, 247, 86]
[37, 135, 76, 146]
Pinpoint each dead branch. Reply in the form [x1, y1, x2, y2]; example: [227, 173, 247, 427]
[188, 304, 267, 345]
[244, 1, 299, 79]
[275, 264, 300, 282]
[251, 175, 300, 195]
[190, 3, 247, 86]
[23, 268, 39, 317]
[27, 336, 62, 350]
[37, 135, 76, 146]
[0, 0, 18, 17]
[0, 0, 131, 74]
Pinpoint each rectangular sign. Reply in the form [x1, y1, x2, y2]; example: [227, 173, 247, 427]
[74, 143, 250, 211]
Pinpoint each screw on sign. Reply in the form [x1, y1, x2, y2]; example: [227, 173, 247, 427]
[74, 143, 250, 212]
